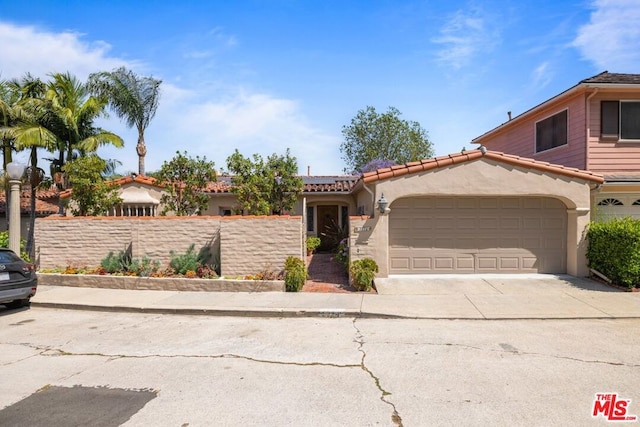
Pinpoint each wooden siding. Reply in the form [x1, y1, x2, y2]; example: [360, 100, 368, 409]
[481, 93, 587, 170]
[587, 91, 640, 173]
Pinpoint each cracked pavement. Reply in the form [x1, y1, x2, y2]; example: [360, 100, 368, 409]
[1, 308, 639, 426]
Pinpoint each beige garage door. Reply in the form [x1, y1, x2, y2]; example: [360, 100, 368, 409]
[389, 197, 566, 274]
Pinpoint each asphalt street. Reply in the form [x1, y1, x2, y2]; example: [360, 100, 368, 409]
[1, 307, 638, 426]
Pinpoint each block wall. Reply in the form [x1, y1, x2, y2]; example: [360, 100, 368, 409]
[35, 215, 303, 276]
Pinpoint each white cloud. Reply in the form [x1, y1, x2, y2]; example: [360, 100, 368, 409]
[135, 87, 342, 174]
[0, 21, 344, 175]
[0, 22, 130, 80]
[432, 6, 501, 70]
[573, 0, 640, 71]
[532, 62, 553, 90]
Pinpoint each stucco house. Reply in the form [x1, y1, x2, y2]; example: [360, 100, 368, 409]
[471, 71, 640, 222]
[66, 173, 359, 252]
[65, 148, 603, 278]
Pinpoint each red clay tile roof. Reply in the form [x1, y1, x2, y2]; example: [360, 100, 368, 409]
[203, 175, 358, 193]
[0, 189, 60, 215]
[302, 176, 358, 192]
[205, 180, 232, 193]
[60, 173, 359, 198]
[59, 174, 162, 199]
[361, 150, 604, 184]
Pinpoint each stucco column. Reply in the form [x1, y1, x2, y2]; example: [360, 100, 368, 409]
[567, 207, 590, 277]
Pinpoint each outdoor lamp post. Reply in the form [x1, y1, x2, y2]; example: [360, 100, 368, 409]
[6, 162, 25, 254]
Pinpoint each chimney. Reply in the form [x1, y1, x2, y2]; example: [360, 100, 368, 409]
[507, 111, 512, 121]
[307, 166, 310, 176]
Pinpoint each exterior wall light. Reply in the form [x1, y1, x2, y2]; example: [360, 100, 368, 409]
[6, 162, 25, 254]
[377, 193, 389, 214]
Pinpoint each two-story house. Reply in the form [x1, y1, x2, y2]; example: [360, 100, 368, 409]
[472, 71, 640, 221]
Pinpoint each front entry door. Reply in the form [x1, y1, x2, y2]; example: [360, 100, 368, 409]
[317, 205, 339, 251]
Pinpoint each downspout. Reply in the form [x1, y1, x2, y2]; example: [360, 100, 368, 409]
[585, 88, 599, 170]
[362, 181, 375, 217]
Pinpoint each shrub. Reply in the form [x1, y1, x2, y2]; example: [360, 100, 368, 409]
[0, 231, 30, 262]
[587, 218, 640, 288]
[169, 244, 201, 275]
[253, 263, 283, 280]
[321, 219, 349, 251]
[100, 251, 160, 276]
[306, 236, 321, 254]
[349, 258, 379, 291]
[284, 256, 307, 292]
[134, 256, 161, 277]
[334, 238, 349, 267]
[100, 251, 128, 274]
[196, 264, 218, 279]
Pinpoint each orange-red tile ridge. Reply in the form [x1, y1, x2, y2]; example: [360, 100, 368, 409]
[362, 149, 604, 184]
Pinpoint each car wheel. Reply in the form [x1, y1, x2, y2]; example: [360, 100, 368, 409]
[6, 298, 30, 309]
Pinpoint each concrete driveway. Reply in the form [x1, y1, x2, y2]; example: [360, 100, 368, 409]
[369, 274, 640, 319]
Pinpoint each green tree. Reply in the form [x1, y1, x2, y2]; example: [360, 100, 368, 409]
[45, 72, 124, 172]
[156, 151, 216, 216]
[340, 106, 433, 173]
[63, 155, 123, 216]
[226, 148, 303, 215]
[88, 67, 162, 176]
[4, 74, 57, 258]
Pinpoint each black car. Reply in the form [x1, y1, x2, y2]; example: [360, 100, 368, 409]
[0, 248, 37, 309]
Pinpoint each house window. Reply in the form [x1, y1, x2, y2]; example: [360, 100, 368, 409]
[341, 206, 349, 229]
[601, 100, 640, 140]
[597, 198, 624, 206]
[219, 207, 232, 216]
[633, 200, 640, 206]
[306, 206, 314, 232]
[536, 110, 567, 152]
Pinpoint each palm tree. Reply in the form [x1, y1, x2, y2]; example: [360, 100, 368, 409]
[7, 75, 59, 258]
[88, 67, 161, 175]
[45, 72, 124, 174]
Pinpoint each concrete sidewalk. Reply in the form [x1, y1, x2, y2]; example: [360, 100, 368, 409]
[29, 274, 640, 319]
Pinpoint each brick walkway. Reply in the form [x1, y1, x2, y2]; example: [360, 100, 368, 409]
[304, 253, 376, 293]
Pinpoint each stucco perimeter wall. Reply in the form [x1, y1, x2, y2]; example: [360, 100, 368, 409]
[219, 216, 304, 276]
[35, 216, 304, 276]
[348, 215, 385, 282]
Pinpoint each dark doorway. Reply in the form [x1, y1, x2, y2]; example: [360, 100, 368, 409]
[317, 205, 338, 251]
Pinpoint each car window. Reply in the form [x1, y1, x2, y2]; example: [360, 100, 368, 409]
[0, 251, 21, 263]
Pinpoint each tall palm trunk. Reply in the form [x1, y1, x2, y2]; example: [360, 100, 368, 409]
[3, 141, 12, 231]
[136, 132, 146, 175]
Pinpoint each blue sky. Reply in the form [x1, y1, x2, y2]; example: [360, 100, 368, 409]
[1, 0, 639, 175]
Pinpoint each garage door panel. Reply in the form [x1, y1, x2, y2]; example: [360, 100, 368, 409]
[545, 217, 564, 229]
[389, 196, 567, 274]
[412, 257, 432, 269]
[434, 257, 455, 270]
[500, 218, 520, 228]
[476, 217, 498, 228]
[499, 237, 520, 248]
[477, 256, 498, 270]
[499, 257, 520, 269]
[523, 218, 542, 229]
[435, 198, 456, 208]
[457, 217, 478, 229]
[500, 198, 521, 209]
